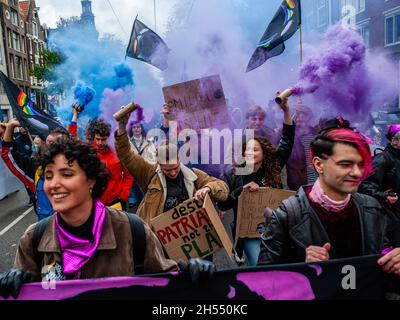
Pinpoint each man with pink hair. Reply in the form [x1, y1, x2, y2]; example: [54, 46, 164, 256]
[258, 118, 400, 278]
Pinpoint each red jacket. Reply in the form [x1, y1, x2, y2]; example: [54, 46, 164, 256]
[68, 122, 133, 204]
[96, 144, 133, 205]
[1, 142, 35, 193]
[68, 122, 78, 139]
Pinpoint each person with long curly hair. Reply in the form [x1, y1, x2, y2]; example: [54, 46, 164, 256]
[218, 95, 295, 266]
[0, 137, 180, 299]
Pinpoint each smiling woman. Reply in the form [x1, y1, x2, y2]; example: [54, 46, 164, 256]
[40, 138, 109, 224]
[0, 137, 180, 299]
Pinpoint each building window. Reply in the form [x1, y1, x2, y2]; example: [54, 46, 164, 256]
[12, 32, 20, 51]
[357, 23, 370, 47]
[341, 0, 365, 14]
[385, 12, 400, 46]
[28, 38, 32, 54]
[357, 0, 365, 13]
[10, 9, 18, 26]
[32, 22, 38, 37]
[23, 60, 28, 80]
[15, 57, 22, 79]
[33, 42, 40, 56]
[317, 0, 329, 28]
[7, 30, 12, 48]
[21, 36, 25, 53]
[10, 54, 15, 78]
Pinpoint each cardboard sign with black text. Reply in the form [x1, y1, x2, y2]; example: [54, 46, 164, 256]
[236, 188, 295, 242]
[150, 194, 233, 262]
[162, 74, 231, 132]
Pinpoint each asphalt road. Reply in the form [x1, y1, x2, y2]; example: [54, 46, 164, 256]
[0, 189, 36, 273]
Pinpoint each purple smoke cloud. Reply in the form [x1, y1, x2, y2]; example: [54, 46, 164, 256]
[291, 24, 398, 120]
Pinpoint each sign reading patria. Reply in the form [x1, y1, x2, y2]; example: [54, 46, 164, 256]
[151, 195, 233, 261]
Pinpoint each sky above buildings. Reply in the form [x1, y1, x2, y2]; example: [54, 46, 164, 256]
[32, 0, 398, 126]
[35, 0, 182, 42]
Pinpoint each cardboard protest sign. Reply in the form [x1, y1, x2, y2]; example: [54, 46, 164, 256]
[236, 188, 295, 242]
[162, 74, 231, 132]
[150, 194, 233, 262]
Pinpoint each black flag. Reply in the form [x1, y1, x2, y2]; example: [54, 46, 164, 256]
[126, 16, 170, 71]
[247, 0, 301, 72]
[0, 71, 64, 140]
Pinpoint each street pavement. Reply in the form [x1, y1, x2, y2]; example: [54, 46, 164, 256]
[0, 189, 36, 273]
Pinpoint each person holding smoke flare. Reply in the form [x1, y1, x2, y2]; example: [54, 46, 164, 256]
[217, 93, 295, 266]
[114, 109, 229, 226]
[257, 118, 400, 280]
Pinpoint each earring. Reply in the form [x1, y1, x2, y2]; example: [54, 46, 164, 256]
[89, 187, 93, 194]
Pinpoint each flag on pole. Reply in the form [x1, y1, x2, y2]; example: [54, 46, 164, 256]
[0, 71, 64, 140]
[126, 16, 170, 71]
[246, 0, 301, 72]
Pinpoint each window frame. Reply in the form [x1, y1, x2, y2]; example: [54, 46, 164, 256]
[385, 7, 400, 47]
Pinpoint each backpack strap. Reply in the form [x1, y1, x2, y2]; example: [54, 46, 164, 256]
[32, 216, 52, 270]
[125, 212, 146, 275]
[373, 147, 384, 157]
[282, 195, 302, 230]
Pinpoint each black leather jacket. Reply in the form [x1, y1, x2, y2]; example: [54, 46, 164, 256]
[359, 144, 400, 217]
[258, 187, 391, 265]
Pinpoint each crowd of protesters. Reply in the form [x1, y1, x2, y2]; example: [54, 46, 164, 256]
[0, 91, 400, 299]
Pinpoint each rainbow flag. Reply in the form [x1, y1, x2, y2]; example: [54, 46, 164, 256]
[246, 0, 301, 72]
[126, 16, 170, 71]
[0, 71, 64, 139]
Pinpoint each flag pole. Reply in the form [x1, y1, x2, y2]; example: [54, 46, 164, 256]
[298, 3, 304, 106]
[154, 0, 156, 31]
[299, 0, 303, 66]
[299, 23, 303, 66]
[297, 23, 304, 106]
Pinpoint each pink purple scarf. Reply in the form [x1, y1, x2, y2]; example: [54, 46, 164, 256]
[309, 179, 351, 213]
[55, 200, 106, 279]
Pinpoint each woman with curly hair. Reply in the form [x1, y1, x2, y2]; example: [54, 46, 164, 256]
[0, 137, 180, 298]
[218, 96, 295, 266]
